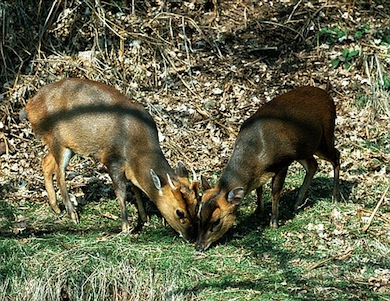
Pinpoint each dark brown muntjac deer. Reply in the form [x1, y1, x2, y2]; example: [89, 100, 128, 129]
[26, 78, 199, 240]
[196, 86, 340, 251]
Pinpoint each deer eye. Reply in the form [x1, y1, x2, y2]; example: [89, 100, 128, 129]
[210, 218, 221, 232]
[175, 209, 186, 219]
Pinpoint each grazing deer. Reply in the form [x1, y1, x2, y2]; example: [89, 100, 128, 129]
[26, 78, 199, 240]
[196, 86, 340, 251]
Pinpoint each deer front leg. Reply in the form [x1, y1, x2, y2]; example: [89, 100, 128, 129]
[270, 168, 288, 228]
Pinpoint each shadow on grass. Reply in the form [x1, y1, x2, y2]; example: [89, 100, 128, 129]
[0, 200, 165, 242]
[0, 196, 150, 241]
[209, 177, 357, 247]
[255, 177, 356, 226]
[0, 175, 168, 248]
[0, 199, 16, 230]
[169, 178, 363, 299]
[170, 257, 369, 300]
[0, 217, 122, 239]
[168, 226, 372, 299]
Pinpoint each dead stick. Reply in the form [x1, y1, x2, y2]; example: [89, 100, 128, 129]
[362, 185, 389, 233]
[307, 247, 353, 271]
[195, 106, 237, 137]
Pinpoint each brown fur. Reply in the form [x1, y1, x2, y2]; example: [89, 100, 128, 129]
[26, 78, 199, 240]
[196, 86, 340, 251]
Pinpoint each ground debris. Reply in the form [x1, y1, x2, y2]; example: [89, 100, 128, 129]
[0, 0, 389, 222]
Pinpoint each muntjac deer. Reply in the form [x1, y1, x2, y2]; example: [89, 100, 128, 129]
[196, 86, 340, 251]
[26, 78, 199, 240]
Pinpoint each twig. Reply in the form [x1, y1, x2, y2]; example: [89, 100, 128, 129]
[296, 197, 309, 210]
[87, 1, 126, 40]
[287, 0, 303, 23]
[194, 105, 237, 137]
[151, 12, 204, 37]
[181, 16, 195, 91]
[159, 49, 196, 95]
[164, 139, 192, 164]
[257, 20, 305, 41]
[307, 247, 354, 271]
[358, 208, 390, 224]
[361, 42, 390, 55]
[362, 185, 389, 232]
[375, 54, 384, 87]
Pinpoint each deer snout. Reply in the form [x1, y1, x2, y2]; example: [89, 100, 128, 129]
[195, 242, 205, 252]
[195, 237, 210, 252]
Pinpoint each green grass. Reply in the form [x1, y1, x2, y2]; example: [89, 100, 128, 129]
[0, 172, 389, 301]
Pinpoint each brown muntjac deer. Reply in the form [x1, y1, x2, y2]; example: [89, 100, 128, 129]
[26, 78, 199, 240]
[196, 86, 340, 251]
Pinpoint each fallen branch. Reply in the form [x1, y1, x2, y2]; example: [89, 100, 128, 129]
[307, 247, 354, 271]
[195, 105, 237, 137]
[101, 212, 119, 221]
[362, 185, 389, 233]
[358, 208, 390, 224]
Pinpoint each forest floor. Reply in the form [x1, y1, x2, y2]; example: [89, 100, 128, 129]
[0, 0, 389, 300]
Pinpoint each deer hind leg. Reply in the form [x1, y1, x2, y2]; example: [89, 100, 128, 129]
[331, 149, 341, 201]
[106, 162, 133, 233]
[54, 147, 78, 223]
[254, 186, 264, 217]
[295, 157, 318, 211]
[42, 153, 61, 214]
[316, 144, 341, 202]
[270, 167, 288, 228]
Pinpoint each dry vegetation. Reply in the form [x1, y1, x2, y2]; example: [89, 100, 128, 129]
[1, 0, 389, 212]
[0, 0, 389, 299]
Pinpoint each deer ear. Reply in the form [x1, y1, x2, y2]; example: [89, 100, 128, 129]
[191, 180, 200, 197]
[201, 175, 211, 190]
[175, 161, 189, 178]
[227, 188, 245, 206]
[150, 169, 161, 191]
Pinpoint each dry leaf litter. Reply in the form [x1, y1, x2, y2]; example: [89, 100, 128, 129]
[0, 0, 389, 289]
